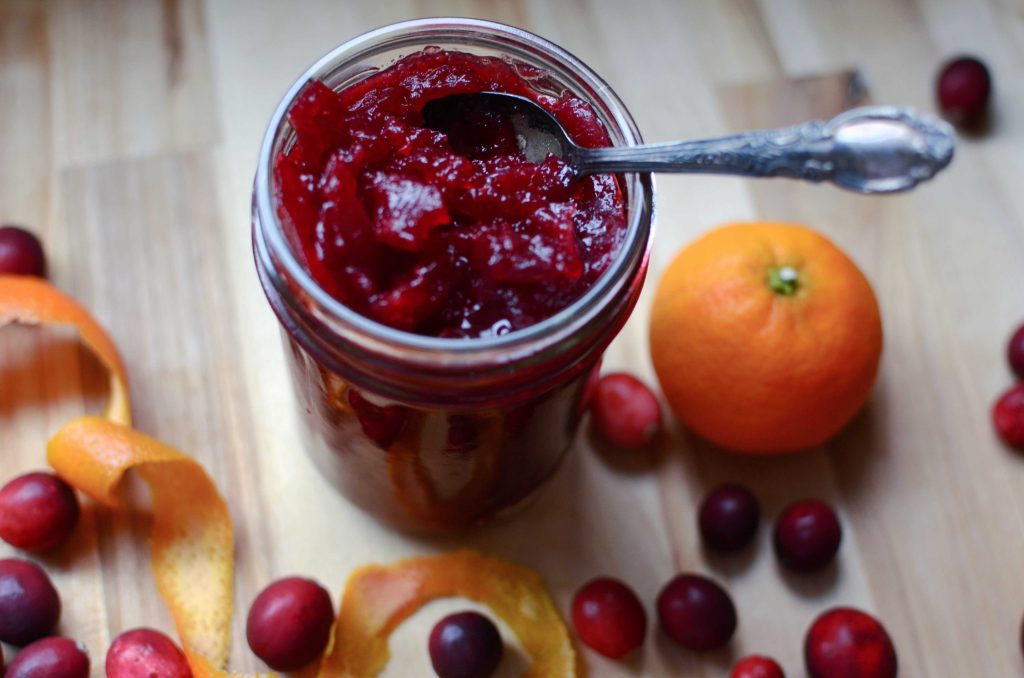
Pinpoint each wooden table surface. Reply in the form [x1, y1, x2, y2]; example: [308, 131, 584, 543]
[2, 1, 1023, 676]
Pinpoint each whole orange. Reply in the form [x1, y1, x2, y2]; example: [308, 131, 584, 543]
[648, 221, 882, 454]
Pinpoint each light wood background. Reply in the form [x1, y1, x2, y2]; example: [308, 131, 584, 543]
[2, 1, 1023, 676]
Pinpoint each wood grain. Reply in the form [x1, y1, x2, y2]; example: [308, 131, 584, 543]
[1, 1, 1023, 676]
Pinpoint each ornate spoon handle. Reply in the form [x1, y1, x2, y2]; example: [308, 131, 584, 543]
[573, 106, 955, 194]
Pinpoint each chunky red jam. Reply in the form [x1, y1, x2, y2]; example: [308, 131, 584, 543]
[274, 48, 627, 338]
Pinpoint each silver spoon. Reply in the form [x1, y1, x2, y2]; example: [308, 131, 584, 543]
[422, 92, 955, 194]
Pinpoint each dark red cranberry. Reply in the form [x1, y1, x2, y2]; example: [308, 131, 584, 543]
[246, 576, 334, 671]
[6, 637, 90, 678]
[994, 384, 1024, 448]
[0, 226, 46, 277]
[0, 558, 61, 645]
[936, 56, 992, 127]
[699, 484, 761, 553]
[428, 611, 503, 678]
[657, 573, 736, 651]
[773, 499, 842, 572]
[571, 577, 647, 659]
[0, 472, 81, 552]
[590, 373, 663, 447]
[805, 607, 897, 678]
[1009, 323, 1024, 379]
[106, 628, 191, 678]
[731, 654, 785, 678]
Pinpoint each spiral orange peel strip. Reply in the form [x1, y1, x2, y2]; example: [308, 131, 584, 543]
[0, 275, 131, 426]
[324, 550, 577, 677]
[3, 276, 576, 678]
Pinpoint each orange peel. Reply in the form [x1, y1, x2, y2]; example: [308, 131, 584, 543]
[0, 275, 131, 426]
[48, 417, 237, 674]
[321, 550, 577, 677]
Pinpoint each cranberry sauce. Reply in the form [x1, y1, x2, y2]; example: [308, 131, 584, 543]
[274, 48, 627, 338]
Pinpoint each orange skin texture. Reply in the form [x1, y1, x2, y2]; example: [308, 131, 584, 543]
[649, 222, 882, 454]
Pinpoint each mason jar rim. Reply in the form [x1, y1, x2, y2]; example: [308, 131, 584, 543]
[253, 17, 654, 366]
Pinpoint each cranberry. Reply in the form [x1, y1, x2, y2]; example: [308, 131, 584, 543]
[994, 384, 1024, 448]
[1010, 323, 1024, 379]
[657, 573, 736, 651]
[106, 628, 191, 678]
[6, 637, 90, 678]
[590, 373, 663, 447]
[428, 611, 503, 678]
[731, 654, 785, 678]
[805, 607, 897, 678]
[0, 472, 81, 552]
[246, 576, 334, 671]
[571, 577, 646, 659]
[0, 558, 61, 646]
[698, 484, 760, 553]
[936, 56, 992, 127]
[0, 226, 46, 277]
[773, 499, 842, 573]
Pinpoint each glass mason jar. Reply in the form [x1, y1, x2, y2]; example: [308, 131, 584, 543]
[252, 18, 654, 532]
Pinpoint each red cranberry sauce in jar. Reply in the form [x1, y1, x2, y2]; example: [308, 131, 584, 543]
[273, 48, 628, 338]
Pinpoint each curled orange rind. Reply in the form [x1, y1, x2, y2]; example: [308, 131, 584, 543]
[0, 275, 130, 426]
[48, 417, 238, 674]
[322, 550, 577, 677]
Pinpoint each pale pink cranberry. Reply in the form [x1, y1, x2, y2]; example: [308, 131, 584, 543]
[590, 373, 662, 447]
[106, 628, 191, 678]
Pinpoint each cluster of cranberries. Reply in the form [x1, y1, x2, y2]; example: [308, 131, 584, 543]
[567, 483, 884, 676]
[993, 321, 1024, 449]
[0, 470, 194, 677]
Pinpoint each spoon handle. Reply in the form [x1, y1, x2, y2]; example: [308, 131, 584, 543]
[574, 106, 955, 194]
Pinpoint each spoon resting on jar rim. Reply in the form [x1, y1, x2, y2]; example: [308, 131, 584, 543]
[422, 92, 955, 194]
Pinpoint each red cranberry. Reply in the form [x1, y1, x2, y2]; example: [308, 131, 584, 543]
[936, 56, 992, 127]
[571, 577, 647, 659]
[0, 472, 81, 552]
[106, 628, 191, 678]
[590, 373, 663, 447]
[428, 611, 503, 678]
[246, 576, 334, 671]
[657, 573, 736, 651]
[731, 654, 785, 678]
[6, 637, 90, 678]
[994, 384, 1024, 448]
[1009, 323, 1024, 379]
[805, 607, 897, 678]
[773, 499, 842, 573]
[699, 484, 760, 553]
[0, 558, 61, 646]
[0, 226, 46, 277]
